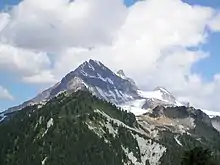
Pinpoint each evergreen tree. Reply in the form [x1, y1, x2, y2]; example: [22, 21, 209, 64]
[181, 147, 217, 165]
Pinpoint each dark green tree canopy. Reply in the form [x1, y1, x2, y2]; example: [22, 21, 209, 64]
[181, 147, 217, 165]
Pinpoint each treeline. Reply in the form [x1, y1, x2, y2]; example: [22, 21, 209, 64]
[0, 91, 138, 165]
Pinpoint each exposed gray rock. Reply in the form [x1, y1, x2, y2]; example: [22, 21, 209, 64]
[4, 60, 139, 114]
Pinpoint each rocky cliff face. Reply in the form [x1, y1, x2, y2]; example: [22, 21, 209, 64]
[4, 60, 139, 114]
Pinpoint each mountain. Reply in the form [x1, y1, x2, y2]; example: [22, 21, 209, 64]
[4, 60, 139, 114]
[0, 91, 166, 165]
[121, 87, 183, 116]
[139, 86, 183, 108]
[3, 60, 183, 116]
[0, 91, 220, 165]
[2, 59, 220, 121]
[1, 60, 220, 164]
[138, 105, 220, 164]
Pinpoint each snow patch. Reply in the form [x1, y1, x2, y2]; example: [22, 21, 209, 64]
[41, 157, 47, 165]
[155, 87, 171, 95]
[201, 109, 220, 118]
[82, 82, 89, 88]
[122, 105, 148, 116]
[121, 99, 148, 116]
[42, 157, 47, 165]
[95, 87, 108, 100]
[138, 90, 167, 102]
[174, 136, 183, 146]
[80, 70, 88, 76]
[0, 114, 6, 122]
[97, 73, 114, 85]
[42, 118, 54, 137]
[94, 86, 132, 104]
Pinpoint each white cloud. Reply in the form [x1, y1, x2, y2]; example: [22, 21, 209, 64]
[1, 0, 127, 52]
[0, 0, 126, 83]
[0, 43, 51, 77]
[0, 0, 220, 112]
[22, 70, 57, 84]
[47, 0, 220, 112]
[0, 12, 10, 33]
[208, 13, 220, 31]
[0, 86, 13, 100]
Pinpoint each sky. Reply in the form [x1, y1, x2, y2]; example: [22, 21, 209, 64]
[0, 0, 220, 112]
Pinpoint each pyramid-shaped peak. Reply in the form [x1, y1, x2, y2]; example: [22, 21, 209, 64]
[71, 59, 116, 80]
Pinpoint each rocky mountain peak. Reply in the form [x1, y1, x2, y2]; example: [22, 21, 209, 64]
[72, 59, 111, 78]
[49, 59, 139, 104]
[153, 86, 177, 104]
[4, 59, 139, 114]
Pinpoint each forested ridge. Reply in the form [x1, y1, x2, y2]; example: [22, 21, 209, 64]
[0, 91, 141, 165]
[0, 91, 220, 165]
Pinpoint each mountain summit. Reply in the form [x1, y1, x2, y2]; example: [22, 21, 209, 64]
[5, 60, 139, 114]
[153, 86, 179, 105]
[3, 59, 219, 118]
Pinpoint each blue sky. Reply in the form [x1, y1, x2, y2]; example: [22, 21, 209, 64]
[125, 0, 220, 82]
[0, 0, 20, 9]
[0, 0, 220, 112]
[183, 0, 220, 81]
[123, 0, 220, 82]
[124, 0, 220, 82]
[0, 0, 34, 111]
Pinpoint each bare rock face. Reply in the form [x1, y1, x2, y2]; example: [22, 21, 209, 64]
[4, 60, 139, 114]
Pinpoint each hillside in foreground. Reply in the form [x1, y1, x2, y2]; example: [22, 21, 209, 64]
[0, 91, 220, 165]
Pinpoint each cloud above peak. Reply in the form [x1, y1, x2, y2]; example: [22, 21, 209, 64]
[0, 0, 220, 112]
[209, 12, 220, 31]
[2, 0, 127, 52]
[0, 86, 13, 101]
